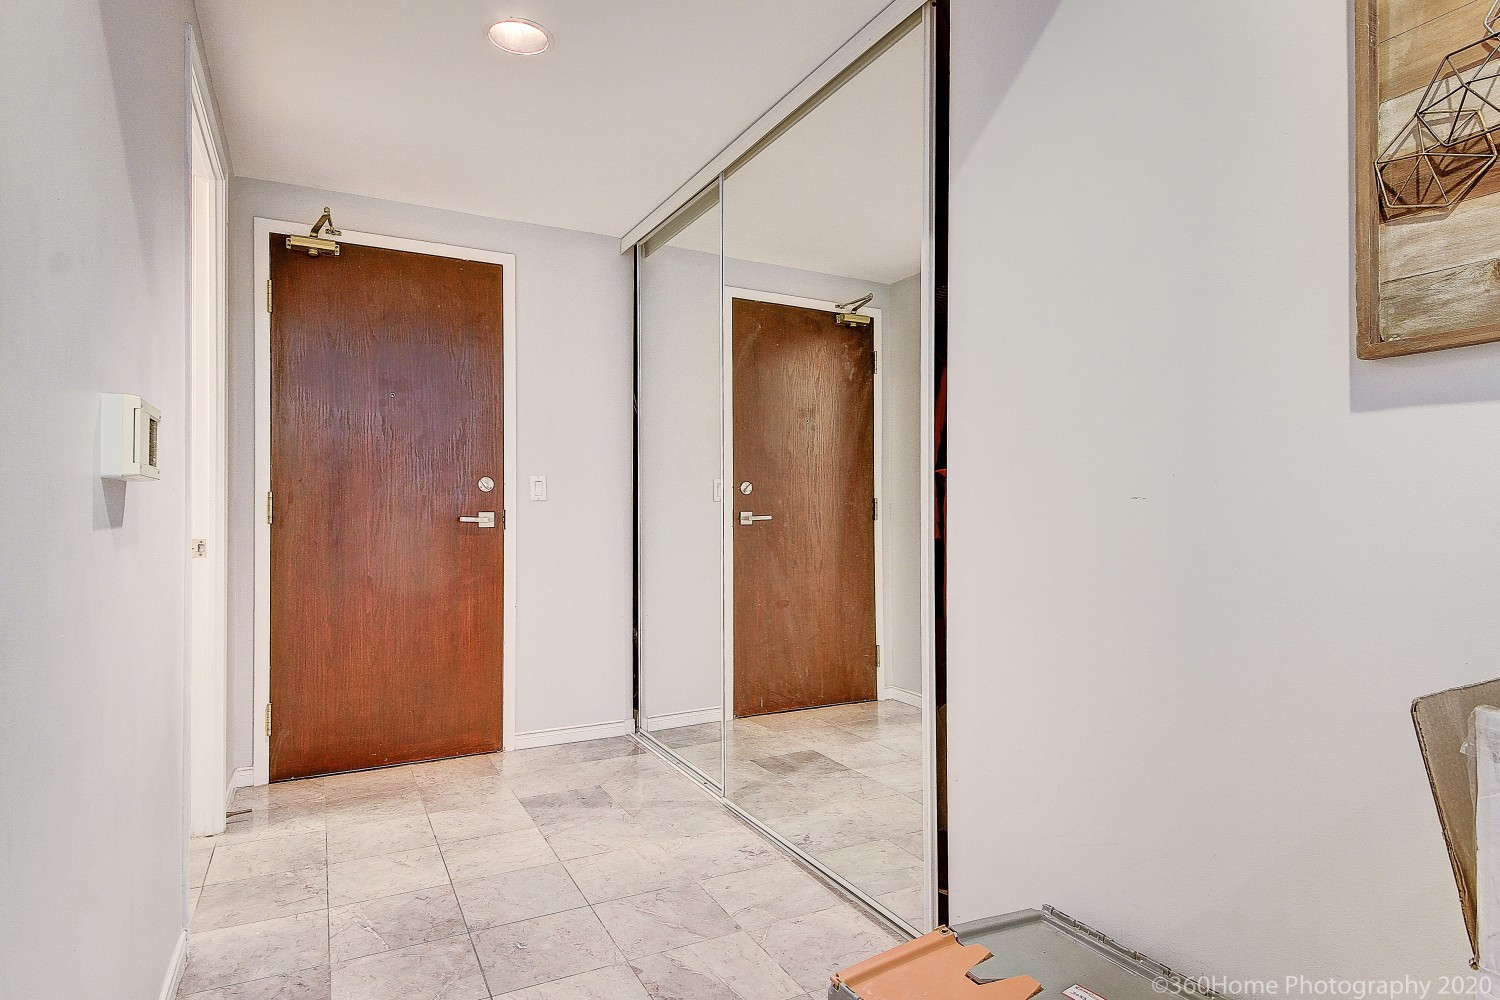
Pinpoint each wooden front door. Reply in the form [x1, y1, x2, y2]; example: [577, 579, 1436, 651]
[731, 297, 877, 717]
[269, 237, 504, 781]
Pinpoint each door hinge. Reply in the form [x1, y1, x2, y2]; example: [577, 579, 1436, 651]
[873, 351, 878, 374]
[873, 497, 879, 520]
[502, 509, 507, 529]
[266, 490, 274, 525]
[876, 644, 881, 668]
[192, 538, 207, 558]
[264, 703, 271, 738]
[265, 278, 273, 313]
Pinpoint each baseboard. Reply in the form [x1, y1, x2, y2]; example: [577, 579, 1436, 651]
[883, 687, 923, 709]
[225, 766, 253, 807]
[509, 718, 635, 750]
[158, 928, 188, 1000]
[642, 707, 720, 733]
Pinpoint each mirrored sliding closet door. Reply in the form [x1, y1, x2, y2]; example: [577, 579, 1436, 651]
[635, 3, 936, 934]
[636, 184, 726, 789]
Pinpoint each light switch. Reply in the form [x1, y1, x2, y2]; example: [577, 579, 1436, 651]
[714, 479, 724, 502]
[529, 476, 547, 501]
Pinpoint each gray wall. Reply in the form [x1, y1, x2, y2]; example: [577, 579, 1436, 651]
[0, 1, 204, 996]
[227, 179, 635, 771]
[947, 0, 1482, 985]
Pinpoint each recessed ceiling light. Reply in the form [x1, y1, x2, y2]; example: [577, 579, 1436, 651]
[487, 19, 552, 56]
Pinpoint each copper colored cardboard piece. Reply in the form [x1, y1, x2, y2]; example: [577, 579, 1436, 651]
[832, 929, 1044, 1000]
[1412, 676, 1500, 966]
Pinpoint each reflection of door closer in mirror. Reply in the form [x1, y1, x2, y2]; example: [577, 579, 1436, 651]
[835, 293, 875, 328]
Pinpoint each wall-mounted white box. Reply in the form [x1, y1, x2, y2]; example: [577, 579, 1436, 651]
[100, 393, 162, 480]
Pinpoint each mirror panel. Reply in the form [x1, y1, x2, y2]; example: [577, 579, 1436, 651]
[721, 20, 929, 930]
[636, 184, 725, 788]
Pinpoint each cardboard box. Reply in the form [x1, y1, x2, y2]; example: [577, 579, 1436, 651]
[1412, 678, 1500, 968]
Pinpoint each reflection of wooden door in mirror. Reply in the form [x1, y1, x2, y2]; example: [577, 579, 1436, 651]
[269, 238, 504, 780]
[732, 297, 877, 717]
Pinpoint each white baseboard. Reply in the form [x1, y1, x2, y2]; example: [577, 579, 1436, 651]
[158, 928, 188, 1000]
[642, 707, 720, 733]
[883, 687, 923, 709]
[509, 719, 635, 751]
[225, 766, 253, 806]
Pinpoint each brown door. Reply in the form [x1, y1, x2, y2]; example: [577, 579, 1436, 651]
[269, 237, 504, 781]
[732, 297, 877, 717]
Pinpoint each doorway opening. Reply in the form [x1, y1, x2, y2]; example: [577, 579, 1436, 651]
[251, 221, 519, 784]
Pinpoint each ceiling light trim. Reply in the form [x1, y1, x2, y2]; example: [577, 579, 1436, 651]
[487, 18, 552, 56]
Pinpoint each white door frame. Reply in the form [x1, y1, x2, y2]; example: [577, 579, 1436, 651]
[720, 287, 887, 720]
[187, 31, 230, 837]
[251, 219, 520, 786]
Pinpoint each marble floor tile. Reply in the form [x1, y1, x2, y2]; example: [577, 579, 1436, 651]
[191, 839, 216, 888]
[540, 810, 657, 862]
[819, 841, 923, 898]
[402, 753, 501, 786]
[426, 798, 535, 845]
[649, 723, 721, 750]
[592, 884, 740, 959]
[471, 907, 625, 996]
[700, 861, 840, 931]
[657, 827, 782, 882]
[748, 905, 900, 993]
[328, 885, 468, 963]
[183, 733, 913, 1000]
[439, 827, 556, 882]
[327, 814, 436, 863]
[634, 932, 801, 1000]
[193, 869, 328, 932]
[218, 805, 329, 846]
[854, 760, 923, 799]
[494, 963, 651, 1000]
[876, 886, 923, 929]
[562, 843, 694, 904]
[180, 965, 331, 999]
[206, 831, 328, 885]
[452, 862, 586, 931]
[417, 776, 517, 814]
[330, 935, 487, 1000]
[328, 846, 449, 906]
[629, 800, 742, 840]
[178, 911, 330, 994]
[564, 736, 646, 763]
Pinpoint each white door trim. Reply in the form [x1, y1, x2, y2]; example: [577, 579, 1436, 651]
[251, 219, 520, 785]
[720, 286, 887, 716]
[186, 28, 230, 838]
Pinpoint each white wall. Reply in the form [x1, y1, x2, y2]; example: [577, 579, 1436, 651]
[227, 179, 634, 768]
[639, 246, 925, 722]
[947, 0, 1486, 987]
[0, 2, 204, 996]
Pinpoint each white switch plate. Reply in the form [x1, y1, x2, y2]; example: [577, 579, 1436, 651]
[714, 479, 724, 502]
[529, 476, 547, 501]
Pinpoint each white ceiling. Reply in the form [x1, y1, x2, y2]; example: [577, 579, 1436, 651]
[196, 0, 900, 239]
[671, 26, 924, 285]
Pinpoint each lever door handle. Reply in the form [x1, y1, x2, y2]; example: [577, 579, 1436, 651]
[739, 511, 773, 526]
[458, 511, 496, 528]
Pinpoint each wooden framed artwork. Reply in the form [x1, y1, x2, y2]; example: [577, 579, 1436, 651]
[1356, 0, 1500, 357]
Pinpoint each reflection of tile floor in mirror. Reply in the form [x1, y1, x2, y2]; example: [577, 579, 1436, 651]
[181, 736, 901, 999]
[649, 699, 926, 929]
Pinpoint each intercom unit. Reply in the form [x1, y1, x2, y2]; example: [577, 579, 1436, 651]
[100, 393, 162, 481]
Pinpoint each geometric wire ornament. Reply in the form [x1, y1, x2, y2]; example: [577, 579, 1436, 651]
[1377, 110, 1498, 216]
[1376, 0, 1500, 218]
